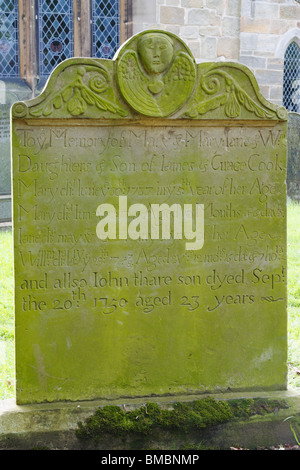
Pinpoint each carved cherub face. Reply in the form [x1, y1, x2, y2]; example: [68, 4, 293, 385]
[138, 33, 174, 74]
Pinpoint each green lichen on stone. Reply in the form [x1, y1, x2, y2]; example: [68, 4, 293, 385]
[11, 29, 288, 406]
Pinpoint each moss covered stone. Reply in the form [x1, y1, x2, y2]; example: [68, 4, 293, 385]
[11, 29, 287, 406]
[76, 397, 288, 443]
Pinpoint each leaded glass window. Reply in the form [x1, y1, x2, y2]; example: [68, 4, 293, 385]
[39, 0, 73, 77]
[92, 0, 119, 59]
[283, 41, 300, 112]
[0, 0, 19, 77]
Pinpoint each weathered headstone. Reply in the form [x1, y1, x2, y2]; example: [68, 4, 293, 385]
[0, 81, 32, 223]
[287, 112, 300, 201]
[11, 31, 288, 405]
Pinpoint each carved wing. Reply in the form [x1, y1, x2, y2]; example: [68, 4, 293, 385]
[161, 52, 196, 113]
[118, 50, 162, 116]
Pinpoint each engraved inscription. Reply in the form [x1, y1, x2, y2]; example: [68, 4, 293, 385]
[13, 124, 286, 321]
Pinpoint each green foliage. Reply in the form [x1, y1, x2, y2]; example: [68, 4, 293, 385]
[0, 229, 14, 399]
[287, 201, 300, 388]
[0, 229, 13, 340]
[290, 423, 300, 446]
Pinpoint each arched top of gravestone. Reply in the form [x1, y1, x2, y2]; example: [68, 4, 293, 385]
[11, 30, 288, 121]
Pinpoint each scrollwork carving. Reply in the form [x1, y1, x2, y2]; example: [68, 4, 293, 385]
[29, 65, 127, 118]
[185, 66, 285, 120]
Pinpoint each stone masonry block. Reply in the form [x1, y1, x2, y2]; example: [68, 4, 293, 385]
[254, 51, 277, 58]
[225, 0, 241, 17]
[255, 68, 283, 86]
[241, 0, 251, 17]
[267, 57, 284, 71]
[242, 18, 271, 34]
[270, 86, 283, 102]
[217, 36, 240, 59]
[160, 6, 185, 24]
[222, 16, 241, 37]
[161, 24, 180, 35]
[240, 50, 254, 56]
[280, 5, 300, 20]
[186, 39, 200, 59]
[187, 8, 211, 26]
[255, 2, 279, 19]
[181, 0, 204, 7]
[165, 0, 180, 6]
[205, 0, 225, 16]
[180, 25, 199, 39]
[201, 36, 217, 59]
[270, 19, 297, 35]
[239, 55, 267, 70]
[240, 32, 258, 51]
[256, 34, 280, 53]
[198, 26, 221, 37]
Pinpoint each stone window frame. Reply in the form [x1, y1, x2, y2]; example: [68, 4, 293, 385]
[18, 0, 132, 90]
[275, 28, 300, 110]
[283, 41, 300, 112]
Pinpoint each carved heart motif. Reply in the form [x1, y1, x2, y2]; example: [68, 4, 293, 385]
[148, 79, 164, 95]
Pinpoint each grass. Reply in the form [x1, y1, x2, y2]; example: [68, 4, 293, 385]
[287, 200, 300, 388]
[0, 228, 14, 399]
[0, 201, 299, 399]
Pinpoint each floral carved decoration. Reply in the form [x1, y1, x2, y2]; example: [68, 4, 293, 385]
[185, 66, 287, 120]
[29, 65, 128, 118]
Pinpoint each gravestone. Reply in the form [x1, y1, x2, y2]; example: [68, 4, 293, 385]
[11, 30, 288, 405]
[287, 112, 300, 201]
[0, 81, 32, 223]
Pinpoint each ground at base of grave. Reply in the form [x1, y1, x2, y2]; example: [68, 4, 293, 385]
[1, 389, 300, 450]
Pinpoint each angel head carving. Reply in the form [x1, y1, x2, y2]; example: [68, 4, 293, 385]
[117, 30, 197, 117]
[137, 33, 174, 75]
